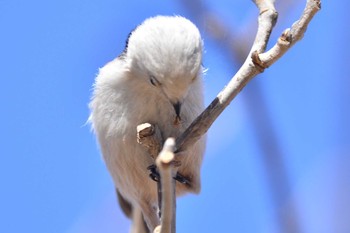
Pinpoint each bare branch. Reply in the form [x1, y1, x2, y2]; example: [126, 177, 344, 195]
[175, 0, 321, 153]
[256, 0, 321, 68]
[154, 138, 177, 233]
[136, 1, 321, 232]
[179, 1, 305, 232]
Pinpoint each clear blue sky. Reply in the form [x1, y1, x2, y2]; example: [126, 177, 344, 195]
[1, 0, 349, 233]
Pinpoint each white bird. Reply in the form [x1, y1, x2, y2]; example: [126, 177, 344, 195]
[89, 15, 206, 232]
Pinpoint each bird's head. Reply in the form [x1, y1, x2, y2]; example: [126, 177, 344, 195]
[124, 16, 203, 121]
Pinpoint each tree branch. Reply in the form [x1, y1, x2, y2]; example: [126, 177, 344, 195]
[136, 1, 321, 232]
[178, 1, 306, 232]
[175, 0, 321, 153]
[255, 0, 321, 68]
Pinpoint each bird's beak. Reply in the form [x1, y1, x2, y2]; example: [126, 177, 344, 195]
[173, 102, 182, 125]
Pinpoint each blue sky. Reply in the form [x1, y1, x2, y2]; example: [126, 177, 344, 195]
[1, 0, 349, 233]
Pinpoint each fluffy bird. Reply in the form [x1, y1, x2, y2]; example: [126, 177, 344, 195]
[89, 15, 206, 232]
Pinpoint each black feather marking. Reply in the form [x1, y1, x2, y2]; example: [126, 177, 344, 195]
[118, 25, 140, 59]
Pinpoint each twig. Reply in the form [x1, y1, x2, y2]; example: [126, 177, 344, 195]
[137, 123, 163, 160]
[175, 0, 321, 153]
[153, 138, 177, 233]
[255, 0, 321, 68]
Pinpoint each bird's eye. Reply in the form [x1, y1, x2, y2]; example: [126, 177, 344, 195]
[150, 76, 160, 87]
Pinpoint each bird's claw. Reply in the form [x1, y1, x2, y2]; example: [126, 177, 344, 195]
[147, 164, 190, 186]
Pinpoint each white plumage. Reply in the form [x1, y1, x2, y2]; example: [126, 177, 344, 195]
[89, 15, 206, 232]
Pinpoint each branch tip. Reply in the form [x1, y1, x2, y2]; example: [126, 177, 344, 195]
[315, 0, 321, 9]
[153, 226, 161, 233]
[137, 123, 162, 160]
[137, 123, 154, 139]
[156, 138, 176, 168]
[278, 29, 292, 47]
[280, 28, 291, 42]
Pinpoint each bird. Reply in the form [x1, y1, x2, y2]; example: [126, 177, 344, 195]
[89, 15, 206, 232]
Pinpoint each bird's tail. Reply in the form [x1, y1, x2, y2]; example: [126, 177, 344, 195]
[116, 189, 149, 233]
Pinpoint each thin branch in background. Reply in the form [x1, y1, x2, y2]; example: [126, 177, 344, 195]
[179, 0, 301, 63]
